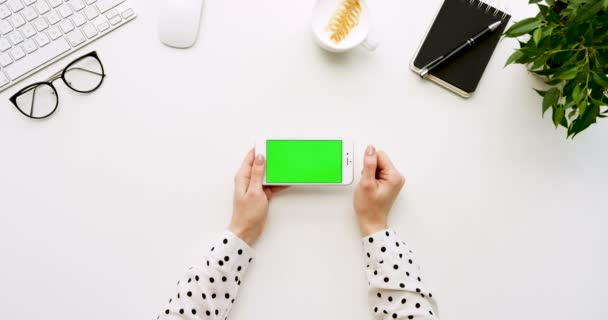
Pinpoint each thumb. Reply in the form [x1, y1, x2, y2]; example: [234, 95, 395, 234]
[361, 145, 378, 182]
[248, 154, 266, 191]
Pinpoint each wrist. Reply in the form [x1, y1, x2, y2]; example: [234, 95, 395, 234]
[228, 224, 260, 246]
[358, 220, 388, 237]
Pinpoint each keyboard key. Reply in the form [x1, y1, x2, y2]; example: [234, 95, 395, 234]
[22, 38, 37, 53]
[0, 71, 9, 88]
[48, 0, 61, 8]
[58, 18, 73, 32]
[45, 10, 61, 24]
[34, 31, 49, 46]
[0, 20, 13, 34]
[10, 14, 26, 28]
[105, 8, 116, 19]
[0, 4, 11, 19]
[33, 17, 48, 31]
[85, 0, 95, 4]
[10, 46, 25, 60]
[57, 3, 72, 18]
[108, 14, 120, 25]
[120, 8, 133, 19]
[0, 52, 12, 66]
[83, 5, 97, 19]
[71, 11, 85, 26]
[65, 29, 83, 46]
[20, 23, 36, 38]
[69, 0, 84, 12]
[8, 0, 24, 12]
[3, 37, 69, 80]
[82, 22, 96, 38]
[47, 25, 61, 39]
[95, 20, 108, 32]
[22, 6, 37, 21]
[0, 37, 11, 51]
[35, 0, 51, 14]
[23, 0, 36, 5]
[96, 0, 123, 13]
[8, 31, 24, 44]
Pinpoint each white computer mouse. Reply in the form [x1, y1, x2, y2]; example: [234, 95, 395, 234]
[158, 0, 205, 48]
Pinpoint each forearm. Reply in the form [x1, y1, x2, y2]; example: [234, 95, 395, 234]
[362, 229, 439, 320]
[158, 231, 254, 320]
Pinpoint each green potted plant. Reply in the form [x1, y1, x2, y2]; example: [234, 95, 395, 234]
[504, 0, 608, 138]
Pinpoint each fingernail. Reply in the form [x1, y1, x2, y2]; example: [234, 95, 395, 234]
[365, 145, 376, 156]
[255, 154, 265, 164]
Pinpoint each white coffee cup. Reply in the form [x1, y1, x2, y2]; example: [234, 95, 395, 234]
[312, 0, 378, 53]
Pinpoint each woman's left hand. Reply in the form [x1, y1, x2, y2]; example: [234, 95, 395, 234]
[228, 149, 288, 246]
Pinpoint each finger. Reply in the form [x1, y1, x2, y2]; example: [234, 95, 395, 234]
[377, 151, 403, 183]
[269, 186, 290, 194]
[235, 149, 255, 195]
[361, 145, 378, 182]
[376, 151, 396, 171]
[263, 186, 289, 200]
[263, 188, 273, 200]
[248, 154, 266, 192]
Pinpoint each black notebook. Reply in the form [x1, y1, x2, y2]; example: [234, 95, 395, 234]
[411, 0, 511, 97]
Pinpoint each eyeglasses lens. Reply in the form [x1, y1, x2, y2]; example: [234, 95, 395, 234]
[15, 83, 58, 119]
[63, 56, 104, 92]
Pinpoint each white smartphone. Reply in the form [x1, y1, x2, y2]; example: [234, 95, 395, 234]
[255, 138, 354, 185]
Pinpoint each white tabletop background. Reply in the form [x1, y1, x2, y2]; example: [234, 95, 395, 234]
[1, 1, 607, 319]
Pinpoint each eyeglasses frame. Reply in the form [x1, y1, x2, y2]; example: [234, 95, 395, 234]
[9, 51, 106, 120]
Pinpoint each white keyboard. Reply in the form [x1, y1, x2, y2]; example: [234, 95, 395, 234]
[0, 0, 135, 92]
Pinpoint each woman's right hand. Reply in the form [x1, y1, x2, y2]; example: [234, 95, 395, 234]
[353, 145, 406, 236]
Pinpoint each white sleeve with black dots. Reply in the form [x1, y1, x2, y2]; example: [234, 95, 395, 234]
[363, 229, 439, 320]
[158, 231, 254, 320]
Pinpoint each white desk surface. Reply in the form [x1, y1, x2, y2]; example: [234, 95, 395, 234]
[1, 1, 607, 319]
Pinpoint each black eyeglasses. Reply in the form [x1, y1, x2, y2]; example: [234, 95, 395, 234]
[9, 51, 106, 119]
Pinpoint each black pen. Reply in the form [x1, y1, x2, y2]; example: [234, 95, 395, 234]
[418, 21, 502, 78]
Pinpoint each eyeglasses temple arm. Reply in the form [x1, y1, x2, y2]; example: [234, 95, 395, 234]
[47, 70, 64, 82]
[65, 67, 105, 77]
[30, 85, 38, 117]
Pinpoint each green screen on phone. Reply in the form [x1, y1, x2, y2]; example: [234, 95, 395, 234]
[266, 140, 342, 183]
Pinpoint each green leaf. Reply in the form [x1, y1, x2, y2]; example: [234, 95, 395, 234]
[534, 67, 565, 76]
[529, 0, 541, 3]
[518, 47, 543, 56]
[531, 54, 550, 70]
[543, 88, 560, 116]
[604, 0, 608, 10]
[504, 18, 543, 37]
[553, 66, 581, 80]
[578, 100, 587, 116]
[541, 26, 554, 39]
[533, 28, 543, 45]
[534, 89, 547, 97]
[504, 50, 524, 67]
[553, 106, 565, 128]
[572, 85, 583, 104]
[573, 1, 605, 24]
[592, 73, 608, 89]
[569, 104, 600, 137]
[545, 78, 563, 86]
[564, 98, 577, 109]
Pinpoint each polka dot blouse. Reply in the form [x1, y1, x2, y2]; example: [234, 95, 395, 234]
[159, 231, 253, 320]
[158, 229, 439, 320]
[364, 229, 439, 319]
